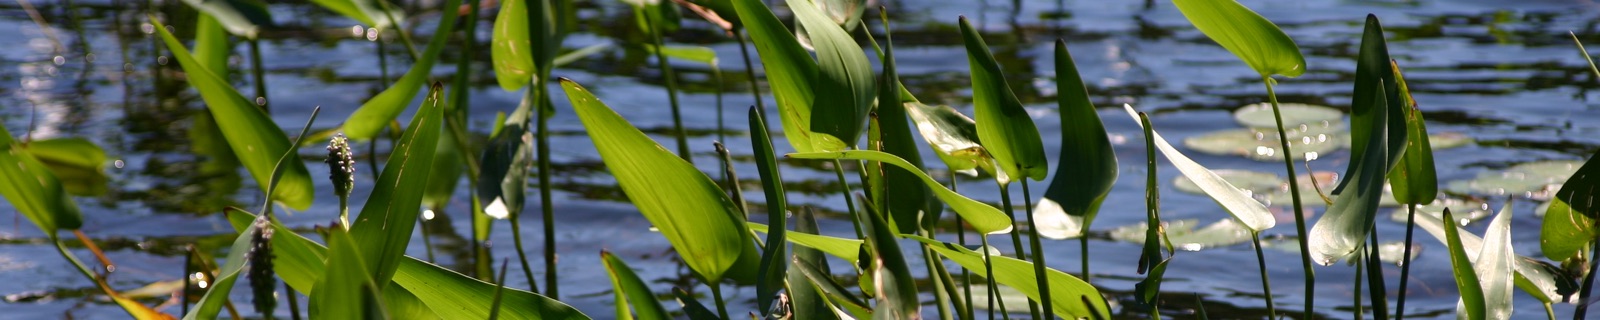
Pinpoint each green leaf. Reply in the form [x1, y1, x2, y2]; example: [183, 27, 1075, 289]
[153, 18, 315, 210]
[562, 79, 754, 283]
[1122, 104, 1275, 232]
[1387, 62, 1438, 206]
[1414, 207, 1579, 306]
[193, 14, 230, 76]
[904, 101, 993, 177]
[179, 0, 272, 39]
[306, 0, 404, 28]
[22, 138, 108, 196]
[792, 256, 872, 318]
[1444, 209, 1486, 320]
[748, 222, 860, 262]
[224, 210, 592, 319]
[859, 201, 919, 319]
[748, 106, 789, 314]
[871, 15, 937, 233]
[312, 227, 388, 320]
[791, 0, 872, 151]
[786, 209, 843, 320]
[1171, 0, 1305, 77]
[477, 105, 532, 222]
[181, 220, 256, 320]
[731, 0, 820, 152]
[492, 0, 534, 91]
[645, 44, 718, 65]
[341, 0, 460, 140]
[1034, 40, 1118, 239]
[788, 150, 1014, 234]
[623, 0, 681, 34]
[347, 83, 444, 288]
[959, 17, 1047, 183]
[673, 288, 724, 320]
[1464, 203, 1515, 320]
[911, 235, 1111, 318]
[1544, 147, 1600, 261]
[602, 251, 671, 320]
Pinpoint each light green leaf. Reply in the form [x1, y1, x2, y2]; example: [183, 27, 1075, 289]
[179, 0, 272, 39]
[306, 0, 403, 28]
[193, 14, 230, 76]
[563, 79, 753, 283]
[21, 138, 108, 196]
[1444, 209, 1486, 320]
[492, 0, 533, 91]
[911, 235, 1111, 318]
[1122, 104, 1274, 232]
[748, 222, 860, 262]
[153, 18, 314, 210]
[347, 83, 443, 288]
[1414, 207, 1579, 305]
[860, 203, 919, 319]
[645, 44, 718, 65]
[1035, 40, 1118, 239]
[904, 101, 991, 177]
[341, 0, 460, 140]
[791, 0, 872, 151]
[1461, 203, 1514, 320]
[732, 0, 819, 152]
[1171, 0, 1305, 77]
[602, 251, 671, 320]
[788, 150, 1014, 234]
[792, 256, 873, 318]
[312, 227, 387, 320]
[960, 16, 1046, 183]
[1544, 147, 1600, 261]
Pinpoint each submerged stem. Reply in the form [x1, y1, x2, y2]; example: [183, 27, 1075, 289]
[1265, 77, 1316, 318]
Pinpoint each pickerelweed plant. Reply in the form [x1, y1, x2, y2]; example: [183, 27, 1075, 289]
[8, 0, 1600, 319]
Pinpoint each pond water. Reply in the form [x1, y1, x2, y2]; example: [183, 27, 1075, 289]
[4, 0, 1600, 318]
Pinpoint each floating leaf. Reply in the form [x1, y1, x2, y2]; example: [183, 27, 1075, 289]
[1446, 160, 1580, 200]
[911, 235, 1110, 318]
[602, 251, 671, 320]
[1232, 103, 1344, 130]
[789, 150, 1014, 234]
[341, 0, 461, 140]
[1109, 219, 1253, 251]
[563, 79, 755, 283]
[1388, 198, 1491, 226]
[731, 0, 820, 152]
[960, 16, 1047, 183]
[1183, 128, 1341, 162]
[1124, 104, 1275, 232]
[1172, 0, 1305, 77]
[1035, 40, 1118, 240]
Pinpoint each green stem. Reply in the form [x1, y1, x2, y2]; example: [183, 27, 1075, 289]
[377, 37, 389, 84]
[249, 39, 267, 112]
[1081, 232, 1090, 283]
[284, 281, 301, 320]
[952, 178, 975, 320]
[1366, 227, 1389, 320]
[1573, 240, 1598, 320]
[536, 79, 559, 298]
[833, 160, 866, 239]
[1396, 204, 1417, 320]
[734, 28, 764, 110]
[922, 231, 955, 320]
[710, 282, 732, 320]
[373, 0, 420, 60]
[980, 235, 1007, 320]
[1021, 179, 1051, 319]
[996, 183, 1039, 319]
[1264, 77, 1315, 318]
[644, 13, 690, 163]
[420, 215, 436, 262]
[508, 210, 539, 293]
[1251, 233, 1276, 319]
[1354, 250, 1364, 319]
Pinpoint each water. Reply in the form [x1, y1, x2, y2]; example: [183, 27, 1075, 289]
[4, 0, 1600, 318]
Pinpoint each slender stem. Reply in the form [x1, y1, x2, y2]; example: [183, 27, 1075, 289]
[373, 0, 420, 60]
[509, 210, 538, 293]
[1366, 226, 1389, 320]
[420, 216, 436, 262]
[183, 246, 193, 316]
[338, 196, 350, 229]
[995, 183, 1039, 320]
[377, 36, 389, 85]
[1574, 240, 1599, 320]
[644, 12, 690, 162]
[1021, 179, 1052, 319]
[923, 230, 955, 320]
[734, 28, 764, 110]
[1354, 249, 1364, 319]
[1397, 204, 1417, 320]
[1081, 234, 1090, 282]
[1251, 233, 1276, 319]
[249, 39, 268, 112]
[980, 235, 1006, 320]
[1545, 303, 1556, 320]
[833, 160, 866, 239]
[1264, 77, 1316, 318]
[537, 81, 559, 298]
[710, 282, 732, 320]
[284, 281, 301, 320]
[952, 178, 975, 320]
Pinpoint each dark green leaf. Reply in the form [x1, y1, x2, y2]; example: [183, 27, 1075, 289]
[347, 83, 444, 288]
[1035, 40, 1117, 239]
[859, 199, 918, 319]
[872, 14, 937, 233]
[959, 17, 1047, 183]
[791, 0, 872, 151]
[602, 251, 671, 320]
[1443, 209, 1486, 320]
[181, 220, 256, 320]
[788, 150, 1014, 234]
[748, 106, 789, 315]
[1171, 0, 1305, 77]
[731, 0, 820, 152]
[673, 288, 723, 320]
[312, 227, 388, 320]
[1387, 61, 1438, 206]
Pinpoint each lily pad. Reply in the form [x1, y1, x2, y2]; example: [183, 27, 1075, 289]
[1108, 219, 1253, 251]
[1429, 132, 1473, 150]
[1172, 169, 1283, 197]
[1445, 160, 1582, 199]
[1183, 128, 1342, 162]
[1233, 102, 1345, 130]
[1388, 197, 1493, 226]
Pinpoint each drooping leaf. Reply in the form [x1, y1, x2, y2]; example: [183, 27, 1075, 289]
[911, 235, 1110, 318]
[21, 138, 108, 196]
[1171, 0, 1305, 77]
[347, 83, 444, 288]
[1035, 40, 1118, 239]
[789, 150, 1014, 234]
[179, 0, 272, 39]
[602, 251, 671, 320]
[1443, 209, 1486, 320]
[341, 0, 461, 140]
[562, 79, 754, 283]
[153, 18, 315, 210]
[1122, 104, 1274, 232]
[959, 16, 1046, 183]
[312, 227, 387, 320]
[790, 0, 872, 151]
[731, 0, 820, 152]
[904, 101, 991, 177]
[748, 222, 860, 262]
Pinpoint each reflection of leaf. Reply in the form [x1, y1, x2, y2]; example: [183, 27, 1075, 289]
[1446, 160, 1580, 200]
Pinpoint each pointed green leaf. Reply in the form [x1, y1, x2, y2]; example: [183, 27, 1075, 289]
[348, 83, 444, 288]
[872, 15, 937, 233]
[673, 288, 724, 320]
[748, 222, 860, 262]
[792, 257, 873, 319]
[1444, 209, 1486, 320]
[181, 220, 255, 320]
[193, 14, 230, 76]
[1122, 104, 1274, 232]
[492, 0, 534, 91]
[731, 0, 819, 152]
[1306, 85, 1391, 264]
[860, 201, 919, 319]
[179, 0, 272, 38]
[602, 251, 671, 320]
[786, 209, 843, 320]
[153, 18, 314, 210]
[1544, 149, 1600, 261]
[789, 150, 1014, 234]
[960, 17, 1046, 183]
[0, 132, 83, 237]
[563, 79, 753, 283]
[1171, 0, 1305, 77]
[790, 0, 872, 151]
[341, 0, 460, 140]
[1414, 208, 1579, 306]
[312, 227, 387, 320]
[748, 105, 789, 314]
[1387, 61, 1437, 206]
[1035, 40, 1118, 239]
[1462, 203, 1515, 320]
[911, 235, 1110, 319]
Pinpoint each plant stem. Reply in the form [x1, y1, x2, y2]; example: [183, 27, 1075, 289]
[1264, 77, 1315, 318]
[644, 13, 690, 163]
[1396, 204, 1417, 320]
[709, 282, 732, 320]
[833, 160, 866, 239]
[536, 80, 559, 298]
[922, 231, 955, 320]
[1251, 233, 1276, 319]
[1354, 250, 1364, 319]
[952, 178, 976, 320]
[734, 28, 764, 110]
[1366, 227, 1389, 320]
[1574, 240, 1599, 320]
[249, 39, 267, 112]
[377, 36, 389, 85]
[1081, 233, 1090, 282]
[1021, 179, 1052, 319]
[995, 183, 1039, 319]
[284, 280, 301, 320]
[373, 0, 420, 60]
[980, 235, 1007, 320]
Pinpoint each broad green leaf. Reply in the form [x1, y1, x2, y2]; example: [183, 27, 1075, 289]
[860, 202, 919, 319]
[1306, 84, 1391, 265]
[224, 210, 592, 319]
[1444, 209, 1486, 320]
[1388, 61, 1438, 206]
[312, 227, 387, 320]
[960, 17, 1046, 183]
[341, 0, 460, 140]
[179, 0, 271, 39]
[348, 83, 443, 288]
[645, 44, 718, 65]
[1460, 203, 1514, 320]
[1035, 40, 1118, 240]
[789, 150, 1014, 234]
[193, 14, 229, 76]
[153, 18, 314, 210]
[492, 0, 534, 91]
[787, 209, 843, 320]
[181, 220, 256, 320]
[790, 0, 872, 151]
[1122, 104, 1274, 232]
[1414, 208, 1578, 306]
[748, 105, 789, 314]
[1171, 0, 1305, 77]
[748, 222, 860, 262]
[602, 251, 671, 320]
[1544, 147, 1600, 261]
[731, 0, 820, 152]
[422, 129, 463, 210]
[563, 79, 753, 283]
[22, 138, 108, 196]
[911, 235, 1111, 318]
[871, 15, 937, 233]
[905, 101, 994, 177]
[307, 0, 403, 28]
